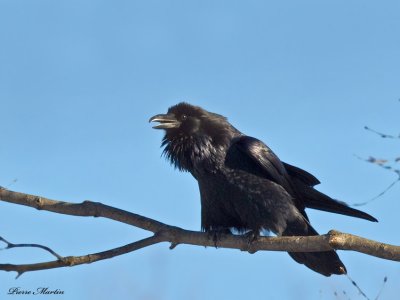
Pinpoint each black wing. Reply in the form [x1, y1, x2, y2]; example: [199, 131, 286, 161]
[231, 136, 298, 206]
[232, 136, 289, 186]
[231, 136, 377, 222]
[283, 162, 320, 186]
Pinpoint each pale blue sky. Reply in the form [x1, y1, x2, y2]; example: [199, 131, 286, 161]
[1, 1, 399, 299]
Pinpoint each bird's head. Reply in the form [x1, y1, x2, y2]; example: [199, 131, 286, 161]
[149, 102, 204, 134]
[149, 102, 237, 140]
[149, 102, 238, 171]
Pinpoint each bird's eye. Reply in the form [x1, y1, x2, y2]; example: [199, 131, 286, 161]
[181, 114, 187, 121]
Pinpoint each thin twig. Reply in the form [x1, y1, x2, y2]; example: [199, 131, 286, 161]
[346, 274, 370, 300]
[0, 235, 163, 278]
[353, 154, 400, 206]
[364, 126, 400, 139]
[374, 276, 388, 300]
[353, 177, 400, 207]
[0, 236, 63, 260]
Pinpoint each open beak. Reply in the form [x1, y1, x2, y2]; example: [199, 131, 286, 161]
[149, 113, 181, 129]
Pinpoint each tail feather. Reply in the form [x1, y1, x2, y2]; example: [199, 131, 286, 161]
[283, 218, 347, 277]
[304, 187, 378, 222]
[288, 251, 346, 277]
[292, 178, 378, 222]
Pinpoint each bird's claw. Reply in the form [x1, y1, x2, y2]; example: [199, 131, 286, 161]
[245, 230, 259, 244]
[207, 228, 232, 248]
[244, 230, 259, 253]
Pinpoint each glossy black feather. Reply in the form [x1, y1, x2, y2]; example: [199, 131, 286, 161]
[233, 136, 377, 222]
[151, 102, 377, 276]
[283, 162, 320, 186]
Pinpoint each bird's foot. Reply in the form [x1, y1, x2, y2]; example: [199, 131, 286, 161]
[244, 230, 260, 243]
[244, 230, 260, 253]
[207, 228, 232, 248]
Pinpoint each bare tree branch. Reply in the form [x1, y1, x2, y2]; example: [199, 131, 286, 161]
[0, 236, 62, 260]
[0, 235, 163, 278]
[354, 122, 400, 205]
[1, 187, 399, 275]
[353, 154, 400, 206]
[0, 187, 167, 232]
[364, 126, 400, 139]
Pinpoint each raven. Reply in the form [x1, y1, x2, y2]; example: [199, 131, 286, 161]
[149, 102, 377, 276]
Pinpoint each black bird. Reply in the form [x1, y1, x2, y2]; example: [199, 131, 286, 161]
[149, 102, 377, 276]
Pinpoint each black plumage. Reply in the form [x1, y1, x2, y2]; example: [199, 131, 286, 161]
[149, 102, 377, 276]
